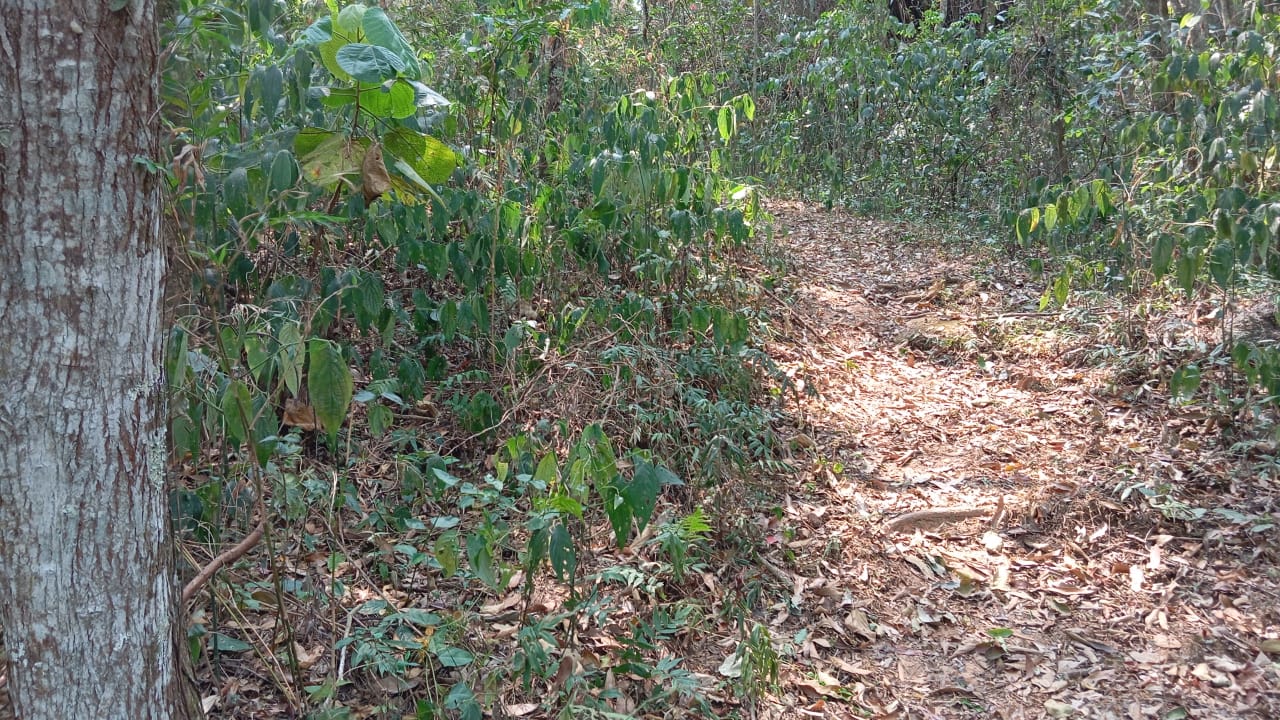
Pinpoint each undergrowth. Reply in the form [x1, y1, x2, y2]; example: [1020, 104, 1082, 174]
[163, 0, 798, 716]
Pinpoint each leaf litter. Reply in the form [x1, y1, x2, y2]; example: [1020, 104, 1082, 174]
[755, 200, 1280, 719]
[7, 201, 1278, 719]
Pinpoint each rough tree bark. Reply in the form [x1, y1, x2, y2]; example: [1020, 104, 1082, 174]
[0, 1, 200, 718]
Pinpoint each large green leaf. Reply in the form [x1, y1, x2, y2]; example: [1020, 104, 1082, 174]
[307, 339, 352, 440]
[277, 321, 303, 396]
[384, 127, 456, 185]
[296, 132, 369, 190]
[360, 79, 417, 119]
[533, 452, 558, 488]
[362, 7, 422, 79]
[297, 16, 333, 46]
[293, 127, 336, 158]
[317, 87, 359, 108]
[1209, 241, 1235, 289]
[434, 647, 474, 668]
[221, 379, 254, 447]
[223, 167, 249, 218]
[335, 3, 367, 34]
[602, 488, 632, 547]
[208, 633, 252, 653]
[434, 531, 460, 578]
[626, 460, 677, 532]
[268, 149, 298, 193]
[319, 36, 354, 82]
[465, 533, 497, 588]
[335, 43, 405, 84]
[549, 523, 576, 581]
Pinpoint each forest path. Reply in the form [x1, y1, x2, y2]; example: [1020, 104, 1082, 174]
[757, 200, 1280, 719]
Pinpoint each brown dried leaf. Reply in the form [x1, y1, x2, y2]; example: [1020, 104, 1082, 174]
[362, 141, 392, 205]
[283, 398, 318, 430]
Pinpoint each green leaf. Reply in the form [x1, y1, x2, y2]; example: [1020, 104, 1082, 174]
[223, 167, 249, 218]
[318, 87, 359, 108]
[549, 523, 576, 581]
[533, 453, 558, 488]
[362, 7, 422, 79]
[1015, 209, 1032, 245]
[336, 3, 368, 33]
[268, 149, 299, 193]
[466, 533, 497, 587]
[717, 105, 733, 142]
[368, 403, 393, 437]
[1209, 241, 1235, 289]
[278, 321, 303, 396]
[409, 81, 450, 109]
[360, 79, 417, 119]
[294, 127, 337, 158]
[434, 647, 474, 668]
[1151, 233, 1174, 279]
[525, 526, 548, 576]
[346, 270, 385, 330]
[384, 127, 456, 185]
[257, 65, 283, 121]
[250, 398, 278, 467]
[297, 132, 369, 190]
[1175, 250, 1199, 297]
[319, 36, 354, 82]
[625, 460, 664, 533]
[603, 488, 632, 547]
[244, 332, 272, 386]
[164, 326, 189, 392]
[1052, 271, 1070, 307]
[208, 633, 252, 653]
[221, 380, 254, 447]
[395, 608, 440, 627]
[1214, 208, 1234, 239]
[307, 339, 353, 440]
[1170, 364, 1201, 401]
[434, 531, 460, 578]
[297, 16, 333, 46]
[432, 466, 461, 488]
[335, 43, 405, 83]
[547, 494, 583, 519]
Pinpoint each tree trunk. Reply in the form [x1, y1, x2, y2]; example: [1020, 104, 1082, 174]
[0, 1, 200, 719]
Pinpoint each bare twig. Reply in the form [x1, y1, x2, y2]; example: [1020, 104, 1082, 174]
[182, 519, 267, 603]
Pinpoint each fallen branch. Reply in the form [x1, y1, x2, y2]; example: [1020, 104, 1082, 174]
[182, 519, 266, 603]
[885, 508, 990, 533]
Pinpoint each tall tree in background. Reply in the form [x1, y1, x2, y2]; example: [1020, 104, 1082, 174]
[0, 1, 200, 718]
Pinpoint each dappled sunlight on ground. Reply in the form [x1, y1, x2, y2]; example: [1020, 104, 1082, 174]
[755, 200, 1280, 719]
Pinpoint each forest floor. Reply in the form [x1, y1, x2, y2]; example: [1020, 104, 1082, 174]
[6, 202, 1280, 720]
[750, 200, 1280, 719]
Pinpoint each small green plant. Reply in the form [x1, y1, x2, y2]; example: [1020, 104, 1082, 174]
[719, 622, 780, 708]
[650, 508, 712, 582]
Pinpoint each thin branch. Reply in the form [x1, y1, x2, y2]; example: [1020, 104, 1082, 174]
[182, 519, 266, 603]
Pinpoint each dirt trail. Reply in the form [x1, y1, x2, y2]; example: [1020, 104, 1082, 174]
[759, 201, 1280, 719]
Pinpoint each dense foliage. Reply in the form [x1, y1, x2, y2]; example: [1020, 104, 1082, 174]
[746, 0, 1278, 406]
[159, 0, 1279, 716]
[163, 0, 786, 715]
